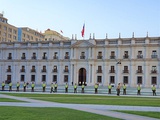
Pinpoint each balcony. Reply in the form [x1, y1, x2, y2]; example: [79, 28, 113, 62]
[151, 70, 157, 74]
[97, 56, 103, 59]
[64, 69, 69, 73]
[31, 56, 37, 59]
[110, 56, 115, 59]
[20, 69, 25, 72]
[21, 57, 26, 60]
[52, 69, 58, 73]
[151, 55, 157, 58]
[137, 70, 143, 73]
[31, 69, 36, 72]
[42, 56, 47, 59]
[97, 70, 102, 73]
[123, 70, 129, 73]
[137, 55, 143, 59]
[109, 70, 115, 73]
[80, 56, 85, 59]
[6, 69, 11, 72]
[123, 55, 129, 59]
[8, 57, 12, 60]
[41, 69, 47, 72]
[53, 56, 58, 59]
[64, 56, 70, 59]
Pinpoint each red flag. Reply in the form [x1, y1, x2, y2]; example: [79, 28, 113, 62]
[81, 24, 85, 37]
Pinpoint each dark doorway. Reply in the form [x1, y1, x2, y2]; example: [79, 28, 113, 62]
[78, 68, 86, 86]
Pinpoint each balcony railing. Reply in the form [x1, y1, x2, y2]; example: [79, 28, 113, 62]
[123, 55, 129, 59]
[123, 70, 129, 73]
[151, 55, 157, 58]
[137, 55, 143, 59]
[6, 69, 11, 72]
[21, 57, 26, 60]
[137, 70, 143, 73]
[97, 70, 102, 73]
[97, 56, 103, 59]
[64, 70, 69, 73]
[110, 56, 115, 59]
[41, 69, 47, 72]
[151, 70, 157, 74]
[8, 57, 12, 60]
[64, 56, 70, 59]
[109, 70, 115, 73]
[52, 69, 58, 73]
[31, 56, 37, 59]
[42, 56, 47, 59]
[20, 69, 25, 72]
[53, 56, 58, 59]
[80, 56, 85, 59]
[31, 69, 36, 72]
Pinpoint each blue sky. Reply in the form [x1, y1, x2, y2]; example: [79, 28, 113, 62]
[0, 0, 160, 39]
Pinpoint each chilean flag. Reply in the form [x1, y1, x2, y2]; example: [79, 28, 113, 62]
[81, 24, 85, 37]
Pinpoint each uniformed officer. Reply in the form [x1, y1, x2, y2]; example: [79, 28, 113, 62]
[152, 85, 156, 96]
[108, 83, 112, 94]
[54, 82, 58, 92]
[65, 83, 68, 93]
[31, 82, 35, 92]
[137, 84, 141, 95]
[16, 82, 20, 92]
[74, 83, 77, 93]
[2, 81, 5, 91]
[50, 83, 54, 93]
[117, 83, 121, 96]
[9, 82, 12, 92]
[81, 83, 85, 93]
[123, 84, 127, 95]
[42, 82, 46, 92]
[23, 82, 26, 92]
[94, 83, 98, 94]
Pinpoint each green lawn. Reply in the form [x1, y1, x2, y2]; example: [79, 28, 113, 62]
[0, 98, 24, 102]
[116, 110, 160, 119]
[2, 93, 160, 106]
[0, 106, 120, 120]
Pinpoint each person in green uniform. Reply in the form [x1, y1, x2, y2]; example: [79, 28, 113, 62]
[94, 83, 98, 94]
[108, 83, 112, 94]
[74, 83, 77, 93]
[50, 83, 54, 93]
[23, 82, 26, 92]
[42, 82, 46, 92]
[65, 83, 68, 93]
[137, 84, 141, 95]
[2, 81, 5, 91]
[81, 83, 85, 93]
[54, 82, 58, 92]
[152, 84, 156, 96]
[9, 82, 12, 92]
[123, 84, 127, 95]
[16, 82, 20, 92]
[31, 82, 35, 92]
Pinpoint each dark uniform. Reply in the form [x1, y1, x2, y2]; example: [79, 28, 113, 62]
[16, 82, 20, 92]
[54, 82, 58, 92]
[50, 83, 54, 93]
[2, 81, 5, 91]
[117, 83, 121, 96]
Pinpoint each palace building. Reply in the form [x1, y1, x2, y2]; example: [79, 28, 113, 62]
[0, 34, 160, 88]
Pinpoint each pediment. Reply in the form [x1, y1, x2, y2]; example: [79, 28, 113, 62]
[71, 40, 95, 48]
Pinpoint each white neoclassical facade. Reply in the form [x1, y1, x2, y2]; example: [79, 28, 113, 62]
[0, 35, 160, 88]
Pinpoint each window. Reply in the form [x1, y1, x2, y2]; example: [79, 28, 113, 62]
[54, 52, 58, 59]
[6, 75, 11, 84]
[13, 30, 17, 34]
[123, 76, 128, 84]
[32, 53, 36, 59]
[31, 66, 36, 72]
[97, 76, 102, 83]
[8, 28, 12, 33]
[110, 66, 115, 73]
[42, 66, 46, 72]
[110, 51, 115, 59]
[151, 66, 157, 73]
[110, 76, 115, 84]
[7, 66, 11, 72]
[4, 26, 7, 31]
[124, 51, 129, 59]
[8, 34, 12, 38]
[42, 52, 47, 59]
[65, 52, 69, 59]
[151, 50, 157, 58]
[23, 33, 25, 37]
[21, 75, 25, 82]
[137, 51, 143, 58]
[123, 66, 129, 73]
[137, 66, 142, 73]
[64, 75, 68, 82]
[151, 77, 157, 85]
[21, 53, 26, 59]
[53, 66, 57, 72]
[53, 75, 57, 82]
[80, 52, 85, 59]
[21, 66, 25, 72]
[64, 66, 69, 72]
[8, 53, 12, 59]
[137, 76, 142, 84]
[97, 66, 102, 73]
[13, 36, 16, 40]
[97, 51, 102, 59]
[31, 75, 35, 82]
[42, 75, 46, 82]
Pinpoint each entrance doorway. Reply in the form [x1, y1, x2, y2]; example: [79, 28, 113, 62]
[78, 68, 86, 86]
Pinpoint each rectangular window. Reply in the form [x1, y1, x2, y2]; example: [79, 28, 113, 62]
[64, 66, 69, 72]
[54, 52, 58, 59]
[137, 76, 142, 84]
[20, 75, 25, 82]
[53, 75, 57, 82]
[42, 66, 46, 72]
[21, 66, 25, 72]
[124, 51, 129, 58]
[151, 77, 157, 85]
[64, 75, 68, 82]
[123, 76, 128, 84]
[137, 51, 143, 58]
[31, 75, 35, 82]
[53, 66, 57, 72]
[42, 75, 46, 82]
[110, 76, 115, 84]
[97, 51, 102, 59]
[97, 76, 102, 83]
